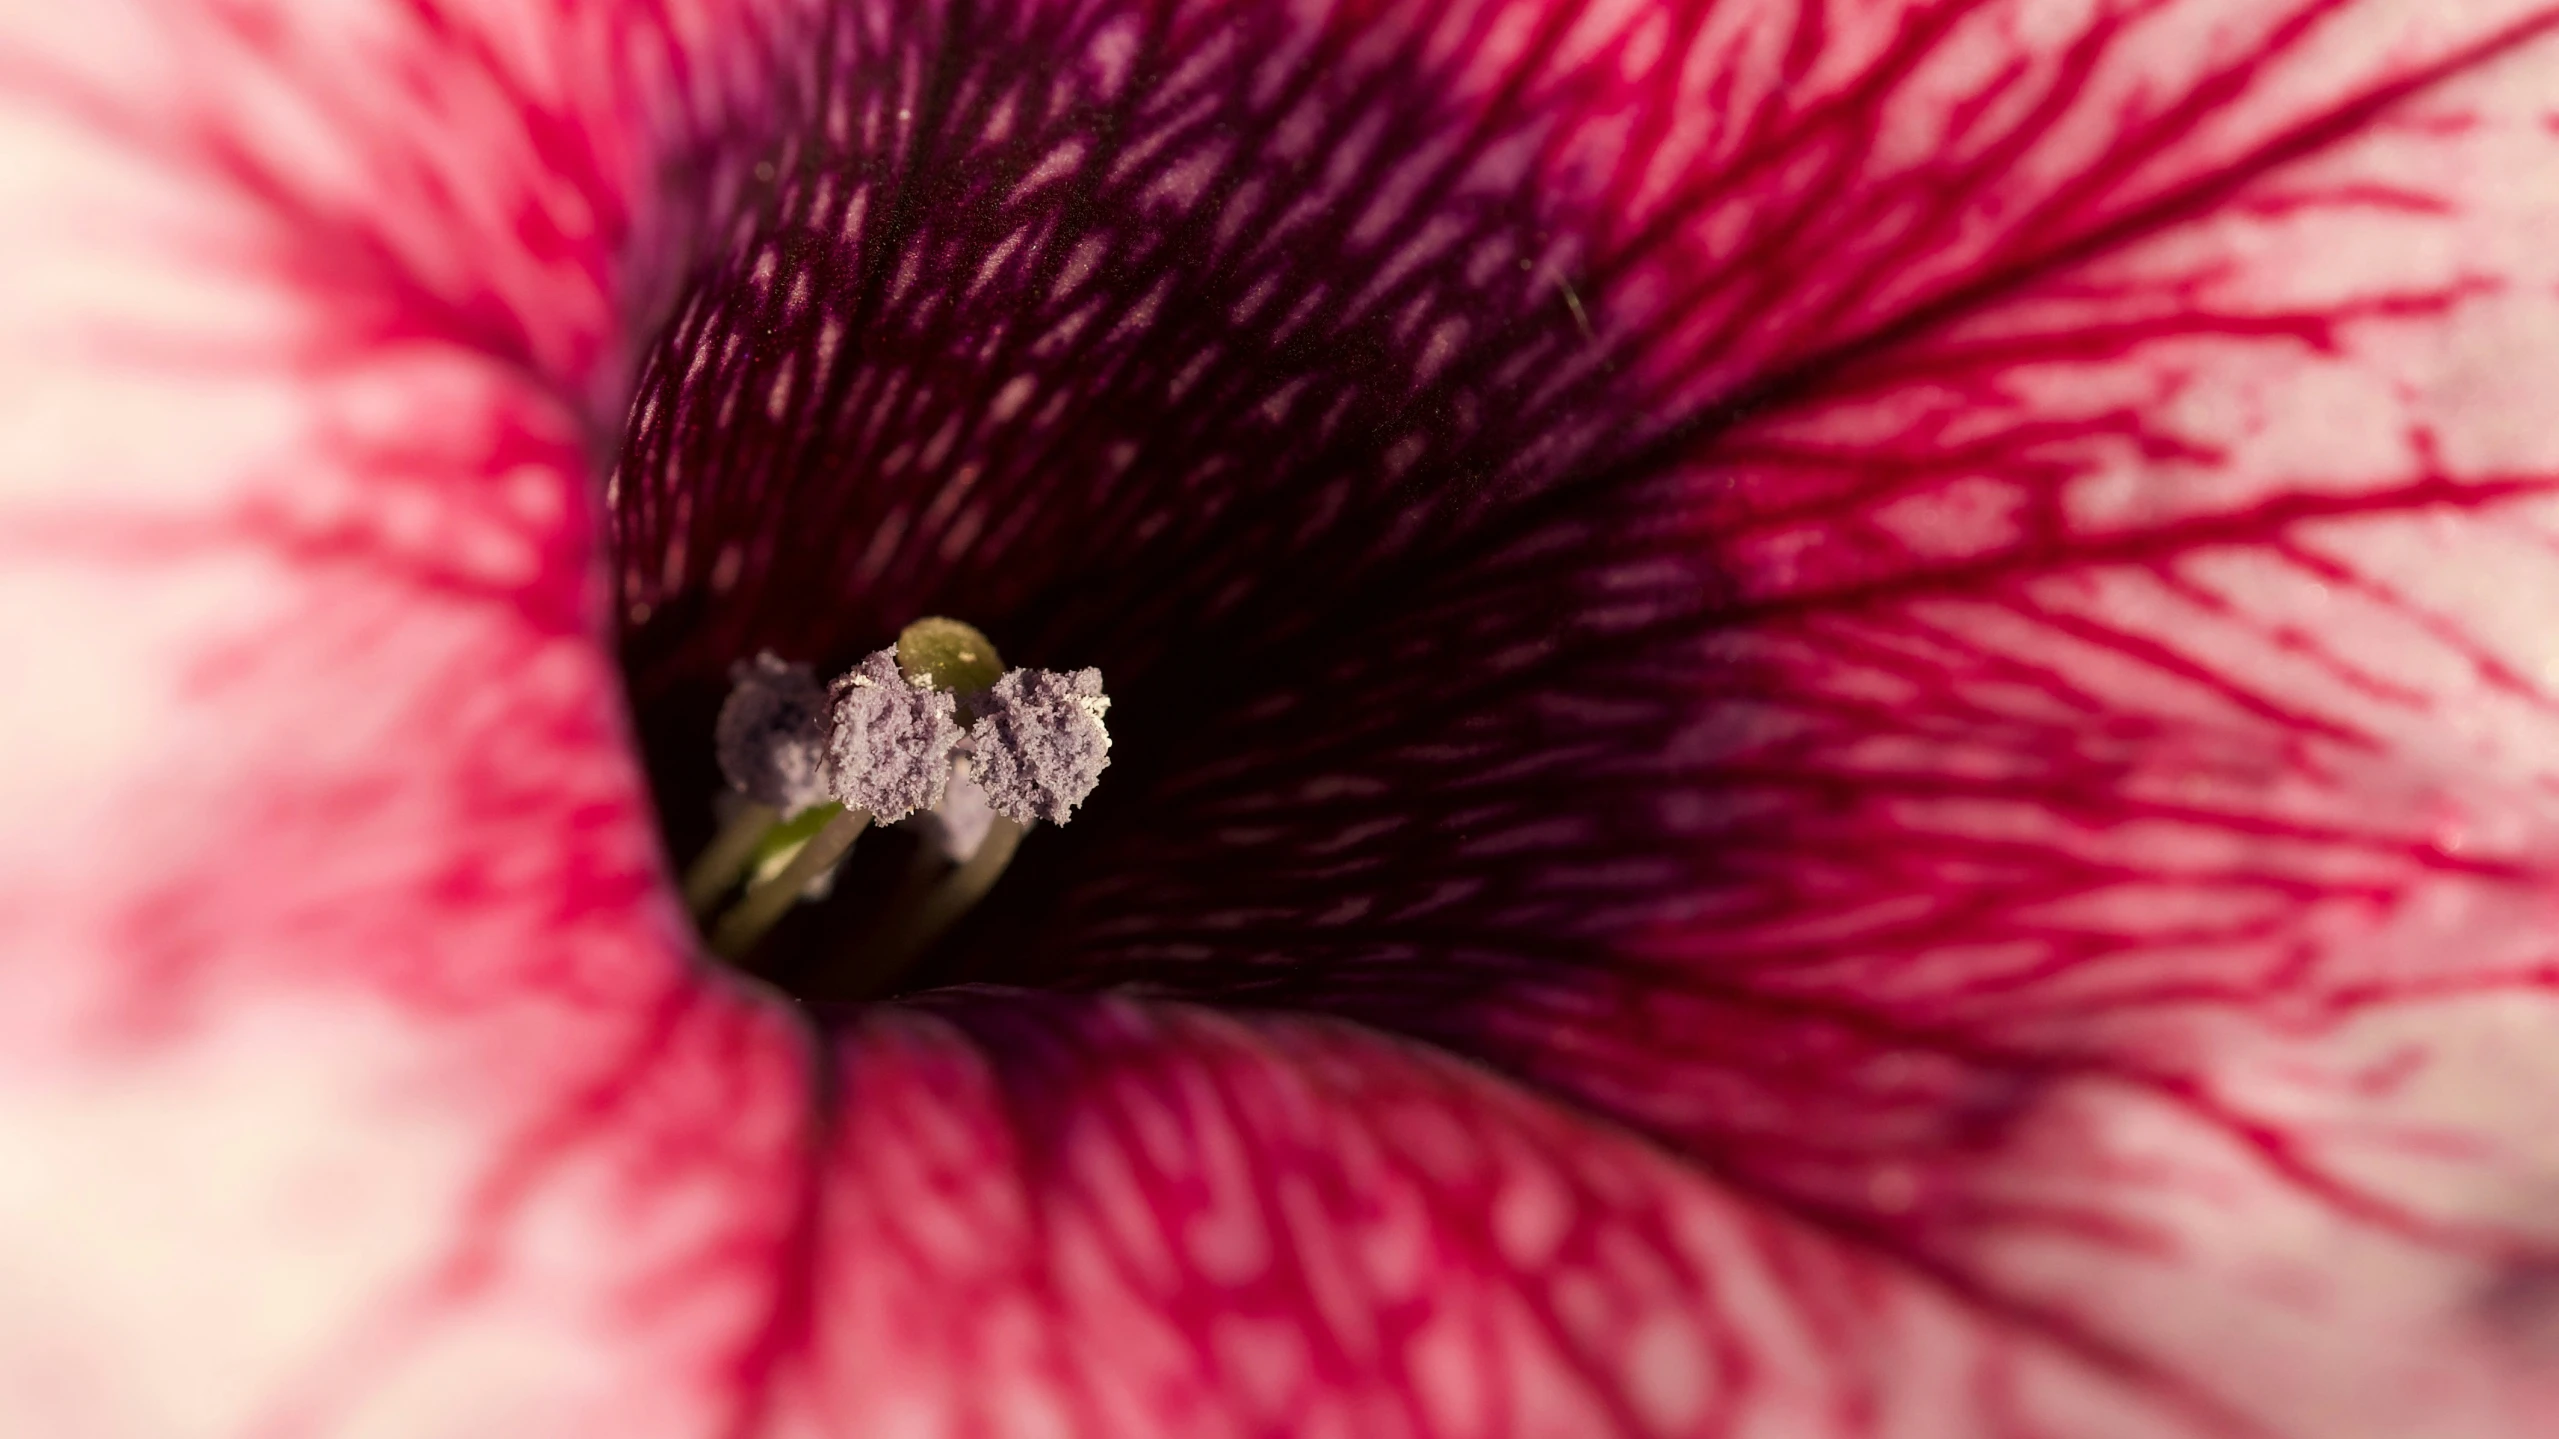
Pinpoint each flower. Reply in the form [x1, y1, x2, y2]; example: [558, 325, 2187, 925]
[8, 0, 2559, 1435]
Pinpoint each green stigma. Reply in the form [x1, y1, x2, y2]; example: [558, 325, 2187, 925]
[895, 616, 1005, 694]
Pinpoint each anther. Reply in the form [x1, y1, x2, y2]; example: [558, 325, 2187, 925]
[966, 667, 1112, 824]
[825, 648, 964, 822]
[714, 652, 831, 813]
[685, 652, 830, 914]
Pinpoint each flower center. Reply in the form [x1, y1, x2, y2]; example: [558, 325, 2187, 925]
[602, 2, 1713, 1013]
[681, 617, 1114, 998]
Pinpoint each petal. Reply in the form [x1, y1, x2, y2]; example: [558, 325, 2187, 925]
[0, 0, 807, 1429]
[11, 3, 2559, 1439]
[796, 993, 2264, 1437]
[947, 0, 2559, 1425]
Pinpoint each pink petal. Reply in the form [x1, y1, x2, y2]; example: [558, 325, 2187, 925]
[5, 2, 2559, 1437]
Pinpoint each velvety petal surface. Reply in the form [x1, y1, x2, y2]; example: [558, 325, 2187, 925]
[8, 0, 2559, 1437]
[986, 3, 2559, 1425]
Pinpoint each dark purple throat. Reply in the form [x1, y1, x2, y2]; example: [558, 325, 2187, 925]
[611, 0, 1709, 1011]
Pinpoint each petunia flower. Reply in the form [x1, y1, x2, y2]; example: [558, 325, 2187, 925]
[8, 0, 2559, 1435]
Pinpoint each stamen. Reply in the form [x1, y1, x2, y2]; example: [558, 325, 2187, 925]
[706, 641, 967, 958]
[824, 649, 964, 822]
[965, 667, 1112, 824]
[685, 653, 832, 914]
[743, 799, 856, 891]
[681, 800, 779, 915]
[812, 668, 1115, 996]
[714, 652, 831, 813]
[811, 815, 1030, 1000]
[708, 806, 872, 960]
[684, 620, 1115, 989]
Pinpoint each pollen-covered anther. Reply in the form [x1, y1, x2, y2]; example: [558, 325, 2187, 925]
[965, 667, 1112, 825]
[826, 648, 964, 822]
[685, 652, 837, 915]
[713, 651, 831, 813]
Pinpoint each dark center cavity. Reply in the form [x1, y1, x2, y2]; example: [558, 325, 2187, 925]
[606, 0, 1723, 1008]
